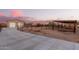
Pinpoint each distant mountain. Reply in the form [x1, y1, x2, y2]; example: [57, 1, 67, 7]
[0, 16, 36, 23]
[0, 16, 53, 24]
[0, 16, 10, 23]
[15, 17, 36, 22]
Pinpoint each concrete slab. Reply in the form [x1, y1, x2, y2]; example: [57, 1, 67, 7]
[0, 28, 79, 50]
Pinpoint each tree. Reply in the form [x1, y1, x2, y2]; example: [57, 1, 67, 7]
[48, 22, 54, 30]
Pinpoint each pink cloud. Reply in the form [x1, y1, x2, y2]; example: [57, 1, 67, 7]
[11, 10, 23, 17]
[0, 12, 4, 16]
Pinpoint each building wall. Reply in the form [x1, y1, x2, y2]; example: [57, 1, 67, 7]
[7, 20, 24, 29]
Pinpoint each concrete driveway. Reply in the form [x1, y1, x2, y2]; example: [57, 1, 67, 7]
[0, 28, 79, 50]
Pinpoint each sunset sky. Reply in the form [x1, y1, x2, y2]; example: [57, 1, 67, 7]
[1, 9, 79, 20]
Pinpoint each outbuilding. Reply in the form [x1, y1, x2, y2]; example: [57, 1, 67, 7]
[53, 20, 77, 33]
[7, 19, 25, 29]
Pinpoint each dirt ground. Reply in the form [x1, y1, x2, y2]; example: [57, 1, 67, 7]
[20, 27, 79, 43]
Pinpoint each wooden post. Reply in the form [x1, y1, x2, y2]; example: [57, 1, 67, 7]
[52, 22, 54, 30]
[73, 23, 76, 33]
[73, 21, 77, 33]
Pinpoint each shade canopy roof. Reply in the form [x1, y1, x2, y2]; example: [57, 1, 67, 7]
[53, 20, 77, 23]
